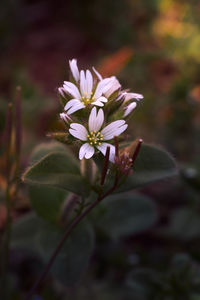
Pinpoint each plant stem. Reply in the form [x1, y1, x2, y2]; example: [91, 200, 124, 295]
[14, 86, 22, 193]
[2, 182, 12, 298]
[25, 171, 119, 300]
[1, 103, 13, 299]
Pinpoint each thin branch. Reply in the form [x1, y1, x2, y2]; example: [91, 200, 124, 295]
[15, 86, 22, 169]
[25, 164, 119, 300]
[1, 103, 13, 299]
[14, 86, 22, 199]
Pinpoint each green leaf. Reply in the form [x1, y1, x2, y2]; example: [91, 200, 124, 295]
[164, 208, 200, 241]
[28, 142, 69, 223]
[11, 213, 94, 286]
[10, 213, 44, 251]
[30, 141, 68, 164]
[23, 152, 90, 196]
[36, 221, 94, 285]
[116, 144, 177, 193]
[94, 193, 157, 239]
[29, 186, 68, 223]
[126, 268, 164, 299]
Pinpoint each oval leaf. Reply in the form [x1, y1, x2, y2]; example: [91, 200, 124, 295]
[116, 144, 177, 193]
[94, 193, 158, 239]
[23, 152, 90, 196]
[11, 213, 94, 286]
[30, 141, 68, 164]
[29, 186, 68, 223]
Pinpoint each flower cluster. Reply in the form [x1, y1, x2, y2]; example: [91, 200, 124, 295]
[59, 59, 143, 162]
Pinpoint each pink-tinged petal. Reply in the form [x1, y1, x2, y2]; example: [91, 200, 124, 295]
[58, 87, 65, 97]
[86, 70, 93, 95]
[88, 107, 97, 132]
[95, 108, 104, 131]
[123, 102, 137, 117]
[93, 78, 111, 99]
[89, 107, 104, 132]
[64, 99, 80, 111]
[124, 92, 144, 101]
[69, 59, 79, 82]
[60, 112, 72, 123]
[67, 103, 85, 114]
[63, 81, 81, 99]
[97, 143, 116, 162]
[97, 96, 108, 103]
[79, 143, 95, 160]
[103, 76, 121, 98]
[101, 120, 128, 140]
[92, 67, 103, 81]
[69, 123, 88, 141]
[80, 70, 87, 96]
[92, 101, 104, 107]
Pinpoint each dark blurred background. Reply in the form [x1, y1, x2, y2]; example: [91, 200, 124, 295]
[1, 0, 200, 299]
[1, 0, 200, 159]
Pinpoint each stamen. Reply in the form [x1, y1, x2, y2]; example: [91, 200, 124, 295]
[87, 130, 104, 146]
[81, 90, 96, 105]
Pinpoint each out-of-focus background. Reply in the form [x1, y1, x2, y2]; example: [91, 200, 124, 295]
[1, 0, 200, 299]
[1, 0, 200, 159]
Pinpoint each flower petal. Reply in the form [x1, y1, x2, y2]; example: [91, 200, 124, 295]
[80, 70, 87, 96]
[69, 59, 79, 82]
[86, 70, 93, 95]
[97, 96, 108, 103]
[123, 102, 137, 117]
[92, 101, 104, 107]
[60, 112, 72, 123]
[67, 103, 85, 114]
[97, 143, 116, 162]
[103, 76, 121, 98]
[89, 107, 104, 132]
[64, 99, 80, 111]
[79, 143, 95, 160]
[92, 67, 103, 81]
[93, 78, 111, 99]
[69, 123, 88, 141]
[58, 87, 65, 97]
[63, 81, 81, 99]
[101, 120, 128, 140]
[124, 92, 144, 102]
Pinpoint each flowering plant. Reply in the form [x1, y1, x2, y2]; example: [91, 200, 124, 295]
[58, 59, 143, 163]
[1, 59, 177, 299]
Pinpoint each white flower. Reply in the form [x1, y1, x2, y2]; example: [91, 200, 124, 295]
[93, 67, 121, 98]
[60, 112, 72, 123]
[123, 92, 144, 102]
[92, 67, 103, 81]
[69, 107, 128, 161]
[58, 87, 65, 98]
[123, 102, 137, 117]
[62, 70, 116, 114]
[69, 59, 79, 83]
[103, 76, 121, 98]
[119, 92, 143, 117]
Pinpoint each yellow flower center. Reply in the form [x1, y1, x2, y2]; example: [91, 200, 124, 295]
[81, 91, 96, 106]
[87, 130, 103, 146]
